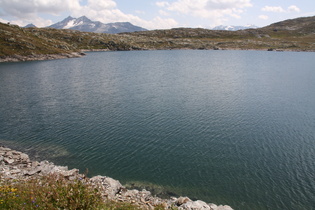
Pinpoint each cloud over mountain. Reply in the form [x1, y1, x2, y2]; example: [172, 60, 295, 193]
[0, 0, 177, 29]
[0, 0, 79, 17]
[156, 0, 252, 25]
[261, 5, 301, 13]
[0, 0, 310, 29]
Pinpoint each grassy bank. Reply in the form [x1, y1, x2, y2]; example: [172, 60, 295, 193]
[0, 173, 147, 210]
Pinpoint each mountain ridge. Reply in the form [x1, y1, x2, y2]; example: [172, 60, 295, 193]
[47, 16, 147, 34]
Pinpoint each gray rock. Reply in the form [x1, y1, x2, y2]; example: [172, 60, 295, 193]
[4, 157, 14, 164]
[12, 151, 22, 155]
[31, 161, 39, 167]
[10, 169, 21, 174]
[20, 153, 29, 162]
[6, 151, 13, 156]
[180, 200, 211, 210]
[0, 147, 11, 151]
[89, 176, 123, 199]
[103, 177, 123, 196]
[176, 196, 192, 206]
[58, 168, 79, 180]
[36, 163, 54, 174]
[24, 169, 41, 176]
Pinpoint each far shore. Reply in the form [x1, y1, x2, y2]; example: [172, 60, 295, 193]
[1, 48, 314, 63]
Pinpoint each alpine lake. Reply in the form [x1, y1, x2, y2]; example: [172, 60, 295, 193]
[0, 50, 314, 210]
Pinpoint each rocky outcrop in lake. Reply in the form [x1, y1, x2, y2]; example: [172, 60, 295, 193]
[0, 146, 233, 210]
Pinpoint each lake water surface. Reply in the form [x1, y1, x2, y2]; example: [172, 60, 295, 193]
[0, 50, 314, 209]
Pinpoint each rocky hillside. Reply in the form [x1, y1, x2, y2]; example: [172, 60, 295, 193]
[1, 15, 315, 62]
[0, 22, 141, 61]
[124, 15, 315, 51]
[0, 23, 77, 57]
[262, 16, 315, 32]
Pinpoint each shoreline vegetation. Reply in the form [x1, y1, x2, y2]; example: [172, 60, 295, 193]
[1, 15, 315, 63]
[0, 146, 233, 210]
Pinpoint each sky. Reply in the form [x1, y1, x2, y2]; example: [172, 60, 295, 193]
[0, 0, 314, 29]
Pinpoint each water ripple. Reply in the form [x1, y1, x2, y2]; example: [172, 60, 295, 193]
[0, 50, 315, 209]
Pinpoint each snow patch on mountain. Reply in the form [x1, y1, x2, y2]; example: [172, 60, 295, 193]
[47, 16, 147, 34]
[64, 20, 75, 29]
[212, 25, 257, 31]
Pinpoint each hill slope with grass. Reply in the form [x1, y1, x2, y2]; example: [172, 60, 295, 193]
[1, 15, 315, 62]
[124, 15, 315, 51]
[0, 22, 140, 61]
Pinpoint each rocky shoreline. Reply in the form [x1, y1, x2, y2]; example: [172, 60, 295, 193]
[1, 48, 313, 63]
[0, 146, 233, 210]
[0, 52, 85, 63]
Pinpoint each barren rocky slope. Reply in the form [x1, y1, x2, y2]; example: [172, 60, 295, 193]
[1, 15, 315, 62]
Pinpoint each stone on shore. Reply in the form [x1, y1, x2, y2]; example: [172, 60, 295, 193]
[176, 196, 192, 206]
[0, 146, 233, 210]
[180, 200, 211, 210]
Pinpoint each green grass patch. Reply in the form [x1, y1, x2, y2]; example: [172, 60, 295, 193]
[0, 174, 141, 210]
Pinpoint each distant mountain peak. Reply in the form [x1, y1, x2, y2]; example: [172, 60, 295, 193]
[75, 16, 91, 23]
[212, 25, 257, 31]
[23, 23, 37, 28]
[48, 16, 147, 34]
[65, 16, 74, 20]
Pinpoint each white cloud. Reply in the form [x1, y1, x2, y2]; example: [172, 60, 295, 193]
[159, 10, 170, 16]
[0, 16, 52, 27]
[206, 0, 252, 10]
[157, 0, 252, 25]
[0, 0, 81, 18]
[20, 17, 53, 28]
[156, 1, 170, 7]
[0, 0, 178, 29]
[262, 5, 301, 13]
[135, 10, 145, 15]
[87, 0, 116, 11]
[259, 15, 268, 20]
[166, 0, 252, 14]
[69, 2, 177, 29]
[288, 5, 300, 13]
[0, 17, 10, 24]
[261, 6, 285, 13]
[0, 0, 81, 26]
[147, 16, 178, 29]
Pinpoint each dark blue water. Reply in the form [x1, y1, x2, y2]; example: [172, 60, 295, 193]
[0, 50, 314, 209]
